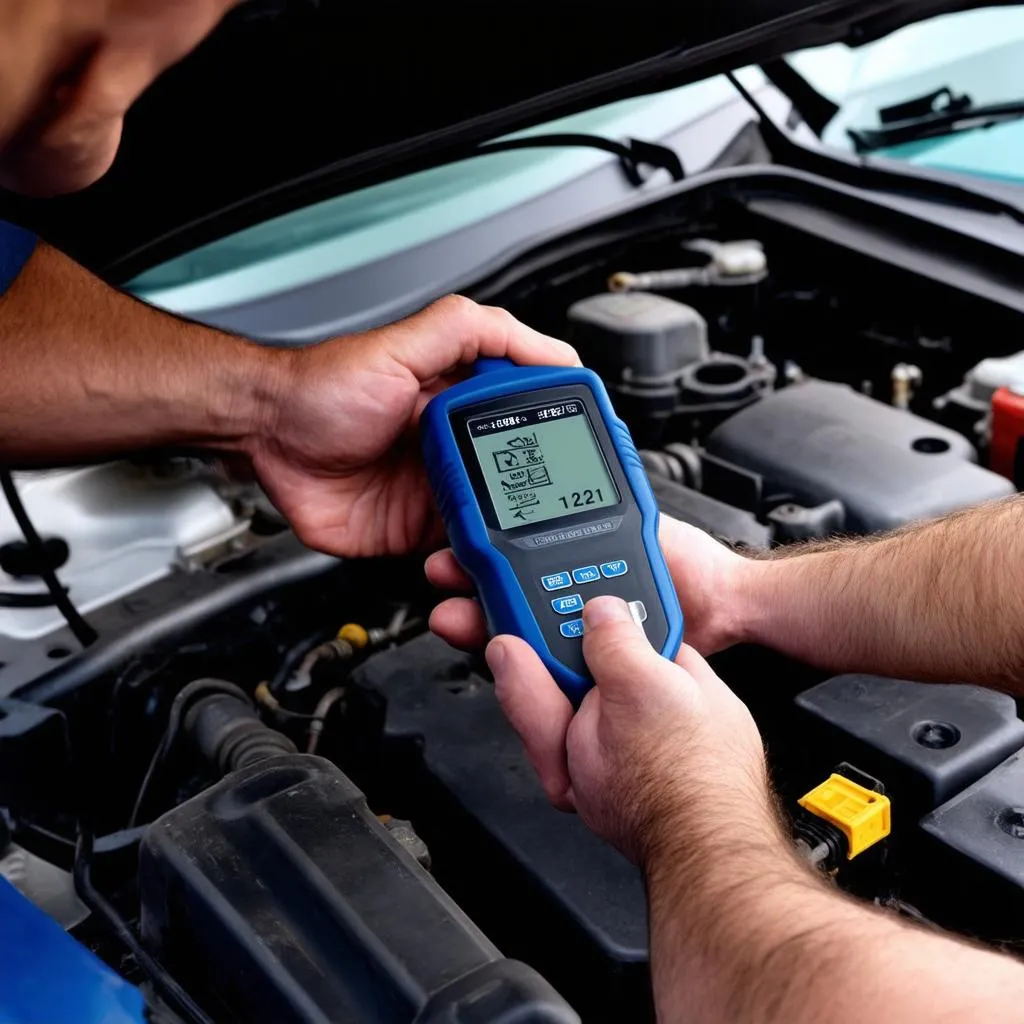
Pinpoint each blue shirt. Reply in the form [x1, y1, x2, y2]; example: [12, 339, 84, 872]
[0, 219, 36, 295]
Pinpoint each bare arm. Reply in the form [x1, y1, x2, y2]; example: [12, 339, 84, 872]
[0, 240, 578, 557]
[0, 241, 278, 463]
[646, 788, 1024, 1024]
[731, 497, 1024, 692]
[429, 498, 1024, 692]
[482, 597, 1024, 1024]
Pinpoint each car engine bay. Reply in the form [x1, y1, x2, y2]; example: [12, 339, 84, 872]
[4, 172, 1024, 1023]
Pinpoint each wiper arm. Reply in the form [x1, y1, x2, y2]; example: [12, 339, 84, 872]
[474, 133, 684, 188]
[849, 87, 1024, 153]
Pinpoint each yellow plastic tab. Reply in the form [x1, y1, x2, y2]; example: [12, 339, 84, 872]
[798, 773, 891, 859]
[338, 623, 369, 649]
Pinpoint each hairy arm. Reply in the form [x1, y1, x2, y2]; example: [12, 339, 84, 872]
[0, 241, 280, 463]
[729, 497, 1024, 692]
[483, 597, 1024, 1024]
[428, 500, 1024, 691]
[645, 791, 1024, 1024]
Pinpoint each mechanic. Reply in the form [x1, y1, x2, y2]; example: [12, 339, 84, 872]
[428, 502, 1024, 1022]
[0, 0, 578, 558]
[5, 4, 1024, 1023]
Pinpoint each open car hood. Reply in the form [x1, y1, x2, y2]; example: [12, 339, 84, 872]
[0, 0, 1002, 280]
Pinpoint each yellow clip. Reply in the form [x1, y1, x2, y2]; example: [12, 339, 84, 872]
[337, 623, 369, 649]
[798, 773, 891, 859]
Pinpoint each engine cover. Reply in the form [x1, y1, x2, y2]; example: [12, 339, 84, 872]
[705, 380, 1014, 532]
[139, 755, 577, 1024]
[346, 632, 653, 1023]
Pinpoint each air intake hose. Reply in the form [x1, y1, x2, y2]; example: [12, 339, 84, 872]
[184, 692, 296, 776]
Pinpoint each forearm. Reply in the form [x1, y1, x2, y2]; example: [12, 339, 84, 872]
[0, 242, 289, 463]
[730, 497, 1024, 692]
[644, 787, 1024, 1023]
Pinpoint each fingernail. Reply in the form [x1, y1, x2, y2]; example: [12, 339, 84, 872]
[553, 338, 581, 364]
[583, 595, 631, 630]
[486, 638, 507, 673]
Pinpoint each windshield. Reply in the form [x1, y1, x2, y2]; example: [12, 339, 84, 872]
[789, 6, 1024, 183]
[130, 9, 1024, 326]
[126, 73, 757, 318]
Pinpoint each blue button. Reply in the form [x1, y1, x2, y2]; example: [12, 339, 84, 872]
[572, 565, 600, 585]
[600, 560, 629, 579]
[541, 571, 572, 592]
[559, 618, 585, 638]
[551, 594, 583, 615]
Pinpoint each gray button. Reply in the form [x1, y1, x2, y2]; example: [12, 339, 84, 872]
[627, 600, 648, 627]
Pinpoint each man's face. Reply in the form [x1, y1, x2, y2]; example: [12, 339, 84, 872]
[0, 0, 238, 197]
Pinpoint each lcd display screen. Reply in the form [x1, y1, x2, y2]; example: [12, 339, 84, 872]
[467, 401, 619, 530]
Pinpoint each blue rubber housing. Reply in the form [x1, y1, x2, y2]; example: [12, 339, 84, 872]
[0, 877, 147, 1024]
[423, 360, 683, 704]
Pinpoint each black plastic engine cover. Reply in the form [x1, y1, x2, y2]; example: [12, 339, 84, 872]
[139, 754, 577, 1024]
[796, 675, 1024, 817]
[918, 752, 1024, 938]
[345, 633, 652, 1024]
[705, 380, 1013, 532]
[647, 474, 769, 548]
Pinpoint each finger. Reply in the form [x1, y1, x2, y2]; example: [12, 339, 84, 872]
[581, 596, 693, 705]
[385, 294, 580, 383]
[429, 597, 489, 651]
[674, 643, 720, 682]
[487, 636, 574, 810]
[424, 549, 474, 592]
[658, 514, 723, 564]
[657, 513, 688, 557]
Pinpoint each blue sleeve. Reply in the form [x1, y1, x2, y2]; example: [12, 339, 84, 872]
[0, 219, 37, 296]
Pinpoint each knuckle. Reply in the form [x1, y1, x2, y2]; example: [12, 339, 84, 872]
[433, 293, 478, 321]
[481, 303, 518, 336]
[487, 304, 516, 325]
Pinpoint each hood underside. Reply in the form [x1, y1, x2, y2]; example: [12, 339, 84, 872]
[0, 0, 1002, 280]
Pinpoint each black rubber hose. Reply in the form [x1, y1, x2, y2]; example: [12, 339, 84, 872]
[128, 679, 251, 827]
[0, 469, 97, 646]
[185, 692, 296, 774]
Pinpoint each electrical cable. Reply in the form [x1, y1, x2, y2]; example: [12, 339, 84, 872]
[0, 589, 63, 608]
[128, 678, 250, 828]
[74, 826, 215, 1024]
[0, 469, 97, 646]
[41, 700, 215, 1024]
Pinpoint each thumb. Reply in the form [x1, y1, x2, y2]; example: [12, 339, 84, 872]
[581, 596, 682, 704]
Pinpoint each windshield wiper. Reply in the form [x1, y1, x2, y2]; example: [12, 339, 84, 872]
[848, 88, 1024, 153]
[474, 133, 684, 188]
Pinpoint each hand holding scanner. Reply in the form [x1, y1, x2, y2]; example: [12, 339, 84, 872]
[422, 357, 683, 704]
